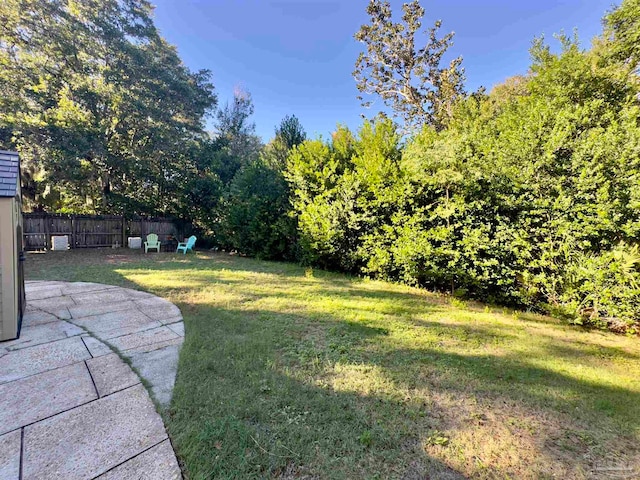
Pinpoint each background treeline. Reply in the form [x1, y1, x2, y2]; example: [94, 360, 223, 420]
[1, 0, 638, 332]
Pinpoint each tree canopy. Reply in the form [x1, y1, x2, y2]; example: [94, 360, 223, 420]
[353, 0, 465, 132]
[0, 0, 216, 214]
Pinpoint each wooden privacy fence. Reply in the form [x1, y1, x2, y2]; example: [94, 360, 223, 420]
[23, 213, 186, 251]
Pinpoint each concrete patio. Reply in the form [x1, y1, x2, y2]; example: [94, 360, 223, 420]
[0, 281, 185, 479]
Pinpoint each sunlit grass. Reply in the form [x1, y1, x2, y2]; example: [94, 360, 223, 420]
[27, 250, 640, 479]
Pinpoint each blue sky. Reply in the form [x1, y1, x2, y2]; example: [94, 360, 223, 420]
[151, 0, 617, 141]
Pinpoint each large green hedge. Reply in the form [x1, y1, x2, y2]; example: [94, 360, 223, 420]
[203, 2, 640, 333]
[284, 31, 640, 332]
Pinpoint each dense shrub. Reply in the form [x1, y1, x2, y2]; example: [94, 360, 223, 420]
[286, 121, 402, 271]
[553, 244, 640, 333]
[217, 115, 306, 260]
[285, 32, 640, 332]
[222, 159, 297, 260]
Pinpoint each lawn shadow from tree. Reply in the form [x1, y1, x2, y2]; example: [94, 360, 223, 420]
[173, 300, 640, 478]
[25, 251, 143, 290]
[169, 304, 471, 479]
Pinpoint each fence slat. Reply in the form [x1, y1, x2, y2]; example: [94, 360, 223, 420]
[44, 217, 50, 250]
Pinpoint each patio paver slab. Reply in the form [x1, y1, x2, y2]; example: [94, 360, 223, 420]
[81, 335, 113, 358]
[23, 384, 167, 480]
[72, 288, 136, 306]
[86, 353, 140, 397]
[60, 282, 118, 296]
[26, 295, 75, 317]
[109, 325, 180, 352]
[167, 321, 185, 337]
[68, 300, 138, 319]
[128, 343, 181, 405]
[24, 280, 64, 288]
[0, 430, 21, 480]
[0, 362, 97, 435]
[162, 315, 184, 325]
[0, 336, 90, 384]
[24, 285, 63, 301]
[95, 439, 182, 480]
[135, 297, 182, 318]
[21, 309, 60, 326]
[3, 320, 83, 351]
[125, 336, 184, 354]
[73, 310, 162, 339]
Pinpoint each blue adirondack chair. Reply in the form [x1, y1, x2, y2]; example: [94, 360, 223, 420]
[176, 235, 196, 254]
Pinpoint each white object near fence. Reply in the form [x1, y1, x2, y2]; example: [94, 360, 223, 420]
[128, 237, 142, 249]
[51, 235, 69, 251]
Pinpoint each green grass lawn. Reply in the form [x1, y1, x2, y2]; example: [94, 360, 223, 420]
[26, 250, 640, 479]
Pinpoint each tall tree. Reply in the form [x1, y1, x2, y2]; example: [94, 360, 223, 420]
[214, 88, 262, 171]
[353, 0, 465, 132]
[275, 115, 306, 151]
[603, 0, 640, 70]
[221, 115, 306, 259]
[0, 0, 216, 214]
[266, 114, 307, 168]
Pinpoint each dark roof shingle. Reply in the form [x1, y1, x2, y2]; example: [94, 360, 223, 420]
[0, 150, 20, 198]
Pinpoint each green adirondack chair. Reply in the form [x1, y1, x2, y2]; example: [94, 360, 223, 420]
[177, 235, 196, 254]
[144, 233, 161, 253]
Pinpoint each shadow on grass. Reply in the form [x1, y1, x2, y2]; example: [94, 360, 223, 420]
[188, 302, 640, 422]
[542, 340, 640, 362]
[25, 251, 143, 290]
[169, 304, 470, 479]
[169, 303, 640, 478]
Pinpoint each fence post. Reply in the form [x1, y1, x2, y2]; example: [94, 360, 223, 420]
[121, 216, 126, 249]
[70, 215, 76, 249]
[44, 216, 50, 251]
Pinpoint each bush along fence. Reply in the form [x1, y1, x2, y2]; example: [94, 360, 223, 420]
[23, 213, 189, 251]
